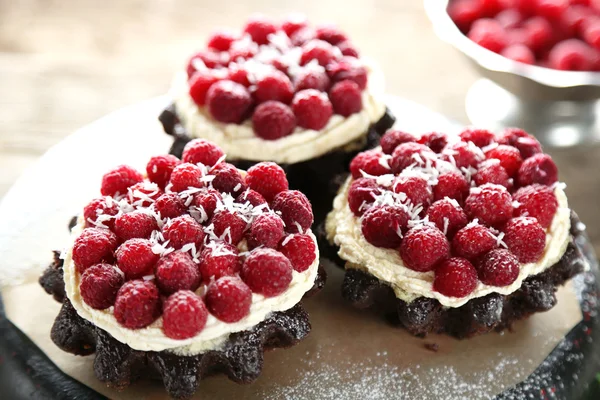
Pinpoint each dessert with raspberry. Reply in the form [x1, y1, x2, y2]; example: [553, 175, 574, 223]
[325, 126, 588, 338]
[159, 14, 395, 224]
[38, 140, 325, 398]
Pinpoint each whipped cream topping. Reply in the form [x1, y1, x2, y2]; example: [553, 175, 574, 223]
[326, 177, 571, 308]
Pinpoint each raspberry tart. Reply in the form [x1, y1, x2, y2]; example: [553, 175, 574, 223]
[159, 14, 395, 223]
[325, 127, 588, 338]
[39, 139, 324, 398]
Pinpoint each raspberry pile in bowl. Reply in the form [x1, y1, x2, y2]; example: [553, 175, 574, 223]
[449, 0, 600, 70]
[326, 127, 586, 337]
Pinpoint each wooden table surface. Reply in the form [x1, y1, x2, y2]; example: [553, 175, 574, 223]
[0, 0, 599, 253]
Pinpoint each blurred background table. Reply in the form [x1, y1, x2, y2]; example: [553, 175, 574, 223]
[0, 0, 598, 254]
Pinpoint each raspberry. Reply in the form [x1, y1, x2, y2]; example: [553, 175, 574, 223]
[116, 239, 160, 280]
[549, 39, 594, 71]
[83, 197, 120, 229]
[152, 193, 186, 219]
[433, 258, 478, 298]
[72, 228, 118, 273]
[523, 17, 554, 52]
[459, 128, 494, 148]
[206, 80, 253, 124]
[199, 243, 241, 282]
[433, 173, 470, 204]
[114, 280, 161, 329]
[514, 136, 542, 159]
[326, 58, 368, 90]
[189, 70, 221, 106]
[496, 9, 524, 30]
[281, 14, 308, 37]
[80, 263, 124, 309]
[229, 38, 259, 61]
[114, 210, 158, 241]
[426, 199, 469, 238]
[236, 189, 267, 207]
[337, 40, 360, 57]
[399, 226, 450, 272]
[442, 141, 483, 169]
[127, 181, 163, 208]
[251, 101, 297, 140]
[162, 215, 205, 250]
[417, 131, 449, 153]
[241, 248, 293, 297]
[315, 25, 348, 45]
[468, 19, 508, 53]
[182, 139, 225, 167]
[211, 210, 247, 244]
[485, 144, 523, 177]
[186, 50, 225, 75]
[291, 89, 333, 130]
[207, 30, 237, 51]
[349, 149, 390, 179]
[227, 63, 251, 86]
[211, 163, 246, 196]
[155, 251, 201, 295]
[279, 234, 317, 272]
[245, 162, 289, 202]
[291, 27, 316, 46]
[329, 80, 363, 117]
[583, 20, 600, 50]
[473, 159, 511, 188]
[192, 189, 222, 222]
[536, 0, 568, 21]
[162, 290, 208, 339]
[390, 142, 435, 173]
[205, 276, 252, 322]
[479, 0, 505, 17]
[393, 175, 433, 207]
[100, 165, 144, 197]
[501, 44, 536, 64]
[477, 249, 520, 286]
[168, 163, 204, 193]
[271, 190, 314, 234]
[146, 154, 181, 189]
[348, 178, 382, 216]
[294, 67, 331, 92]
[517, 153, 558, 187]
[380, 130, 416, 155]
[248, 213, 285, 249]
[300, 40, 338, 66]
[361, 205, 410, 248]
[253, 71, 294, 104]
[452, 223, 498, 260]
[243, 15, 278, 45]
[465, 184, 513, 226]
[503, 217, 546, 263]
[513, 184, 558, 228]
[449, 0, 483, 32]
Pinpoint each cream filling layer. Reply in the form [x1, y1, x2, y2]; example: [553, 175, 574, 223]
[170, 61, 387, 164]
[326, 177, 571, 308]
[64, 217, 320, 355]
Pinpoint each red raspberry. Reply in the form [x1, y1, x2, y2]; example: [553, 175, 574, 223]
[349, 149, 390, 179]
[583, 20, 600, 50]
[501, 44, 536, 64]
[211, 163, 246, 196]
[459, 128, 495, 148]
[146, 155, 181, 189]
[245, 162, 289, 202]
[279, 234, 317, 272]
[426, 199, 469, 238]
[211, 210, 247, 244]
[186, 51, 225, 75]
[449, 0, 483, 32]
[523, 17, 554, 53]
[253, 71, 294, 104]
[101, 165, 143, 197]
[536, 0, 568, 21]
[189, 70, 221, 106]
[496, 9, 524, 30]
[182, 139, 225, 167]
[549, 39, 594, 71]
[206, 80, 253, 124]
[361, 205, 410, 248]
[291, 89, 333, 130]
[300, 39, 339, 67]
[326, 58, 368, 90]
[162, 215, 205, 250]
[152, 193, 186, 220]
[513, 184, 558, 228]
[452, 223, 498, 260]
[465, 184, 513, 226]
[399, 226, 450, 272]
[497, 128, 542, 159]
[442, 141, 483, 169]
[83, 197, 120, 229]
[479, 0, 505, 17]
[517, 153, 558, 187]
[433, 173, 470, 204]
[473, 160, 511, 188]
[243, 15, 278, 45]
[127, 181, 163, 208]
[561, 6, 588, 37]
[252, 101, 297, 140]
[168, 163, 204, 193]
[192, 189, 222, 222]
[72, 228, 118, 273]
[391, 142, 435, 173]
[207, 30, 237, 51]
[503, 217, 546, 263]
[162, 290, 208, 339]
[80, 263, 124, 309]
[417, 131, 449, 153]
[294, 67, 331, 92]
[380, 130, 416, 155]
[329, 80, 363, 117]
[485, 144, 523, 177]
[229, 38, 259, 61]
[199, 243, 241, 282]
[337, 40, 360, 57]
[281, 14, 308, 37]
[241, 248, 293, 297]
[468, 19, 508, 53]
[114, 211, 158, 241]
[114, 280, 161, 329]
[433, 258, 478, 298]
[348, 178, 381, 216]
[227, 63, 251, 86]
[477, 249, 520, 286]
[236, 189, 267, 207]
[205, 276, 252, 322]
[116, 239, 160, 280]
[248, 213, 285, 249]
[315, 25, 348, 45]
[155, 251, 201, 295]
[393, 175, 433, 207]
[271, 190, 314, 234]
[291, 26, 317, 46]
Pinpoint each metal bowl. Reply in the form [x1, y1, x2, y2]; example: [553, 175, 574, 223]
[424, 0, 600, 146]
